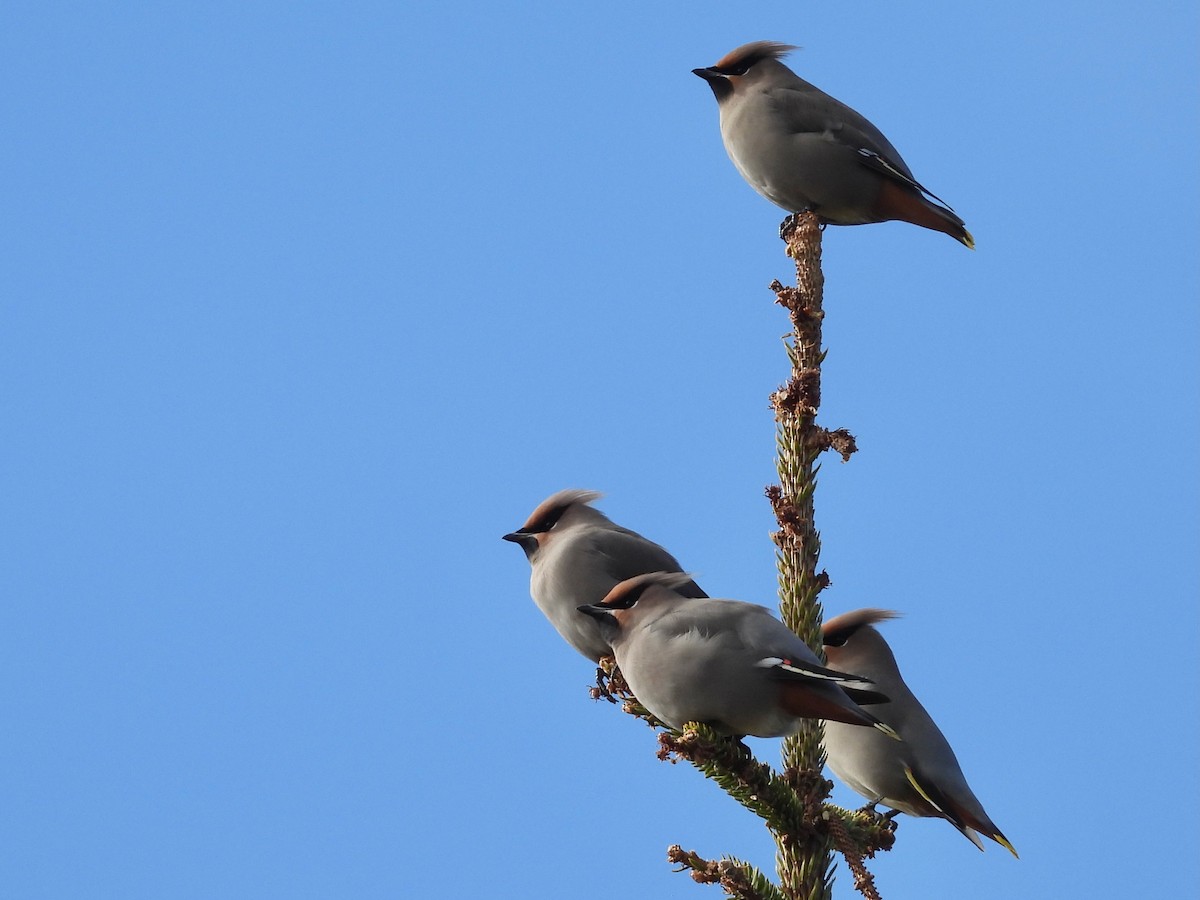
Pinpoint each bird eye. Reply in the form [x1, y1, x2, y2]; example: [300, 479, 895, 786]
[530, 505, 568, 534]
[722, 62, 751, 77]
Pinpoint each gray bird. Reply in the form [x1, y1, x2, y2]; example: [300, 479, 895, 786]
[503, 490, 706, 661]
[693, 41, 973, 248]
[578, 572, 897, 738]
[822, 609, 1017, 856]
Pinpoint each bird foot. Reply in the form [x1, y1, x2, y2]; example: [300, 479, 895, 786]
[591, 663, 619, 703]
[779, 212, 800, 240]
[729, 735, 752, 755]
[778, 210, 813, 240]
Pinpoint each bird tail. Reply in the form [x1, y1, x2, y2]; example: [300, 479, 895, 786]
[988, 830, 1019, 859]
[873, 179, 975, 248]
[777, 684, 902, 739]
[903, 767, 1018, 857]
[858, 148, 974, 248]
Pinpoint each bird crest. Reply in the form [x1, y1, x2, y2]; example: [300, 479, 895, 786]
[713, 41, 798, 73]
[596, 571, 697, 609]
[517, 488, 603, 533]
[822, 608, 900, 647]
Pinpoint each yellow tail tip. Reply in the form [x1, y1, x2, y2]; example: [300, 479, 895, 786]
[993, 833, 1019, 859]
[961, 228, 976, 250]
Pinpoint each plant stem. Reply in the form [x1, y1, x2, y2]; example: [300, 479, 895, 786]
[768, 212, 847, 900]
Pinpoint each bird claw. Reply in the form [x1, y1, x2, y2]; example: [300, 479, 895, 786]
[778, 210, 812, 240]
[592, 663, 619, 703]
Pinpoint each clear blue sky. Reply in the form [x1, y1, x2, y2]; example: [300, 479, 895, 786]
[3, 2, 1197, 898]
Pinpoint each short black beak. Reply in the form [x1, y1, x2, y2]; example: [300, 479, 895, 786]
[502, 530, 538, 559]
[577, 603, 611, 622]
[692, 66, 732, 101]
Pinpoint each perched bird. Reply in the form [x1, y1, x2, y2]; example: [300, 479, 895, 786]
[693, 41, 973, 247]
[503, 490, 706, 661]
[578, 572, 897, 738]
[822, 609, 1017, 856]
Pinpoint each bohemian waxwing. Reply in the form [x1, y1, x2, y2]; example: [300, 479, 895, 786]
[693, 41, 974, 248]
[822, 609, 1017, 856]
[578, 572, 898, 739]
[503, 490, 706, 661]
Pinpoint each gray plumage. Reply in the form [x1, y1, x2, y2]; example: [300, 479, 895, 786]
[579, 573, 897, 738]
[693, 41, 973, 247]
[822, 609, 1017, 856]
[502, 490, 705, 661]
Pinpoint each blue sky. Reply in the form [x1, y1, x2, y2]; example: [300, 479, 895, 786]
[2, 2, 1197, 898]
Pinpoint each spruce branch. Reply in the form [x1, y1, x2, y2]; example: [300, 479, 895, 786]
[590, 212, 895, 899]
[771, 212, 838, 900]
[668, 846, 787, 900]
[770, 214, 893, 899]
[657, 725, 810, 837]
[826, 811, 895, 900]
